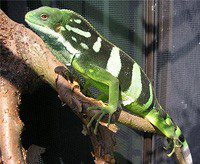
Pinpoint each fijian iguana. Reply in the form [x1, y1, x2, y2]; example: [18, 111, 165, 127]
[25, 6, 193, 163]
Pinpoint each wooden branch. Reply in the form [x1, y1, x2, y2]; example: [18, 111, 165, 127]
[0, 78, 25, 164]
[0, 9, 185, 164]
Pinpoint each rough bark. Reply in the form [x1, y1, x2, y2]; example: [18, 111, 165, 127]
[0, 78, 25, 164]
[0, 9, 185, 164]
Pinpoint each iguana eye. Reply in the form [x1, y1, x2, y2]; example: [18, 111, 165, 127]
[40, 14, 48, 20]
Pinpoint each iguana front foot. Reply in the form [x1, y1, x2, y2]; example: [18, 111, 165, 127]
[87, 105, 115, 134]
[166, 138, 182, 157]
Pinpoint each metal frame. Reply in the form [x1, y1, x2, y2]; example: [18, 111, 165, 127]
[143, 0, 157, 163]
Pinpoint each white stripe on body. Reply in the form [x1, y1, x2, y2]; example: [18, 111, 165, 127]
[71, 36, 77, 42]
[80, 43, 89, 50]
[93, 37, 102, 52]
[74, 19, 82, 24]
[106, 47, 122, 77]
[122, 63, 142, 106]
[65, 25, 91, 38]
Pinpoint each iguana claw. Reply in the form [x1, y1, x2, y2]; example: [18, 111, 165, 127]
[167, 147, 175, 157]
[87, 106, 114, 134]
[165, 138, 182, 157]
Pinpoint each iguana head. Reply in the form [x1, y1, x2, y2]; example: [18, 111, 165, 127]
[25, 6, 64, 32]
[25, 6, 77, 65]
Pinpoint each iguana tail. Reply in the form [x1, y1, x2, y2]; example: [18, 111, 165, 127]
[145, 102, 193, 164]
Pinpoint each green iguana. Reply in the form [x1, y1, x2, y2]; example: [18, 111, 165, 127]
[25, 6, 192, 163]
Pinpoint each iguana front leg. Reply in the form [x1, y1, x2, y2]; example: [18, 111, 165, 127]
[87, 69, 119, 134]
[72, 60, 119, 134]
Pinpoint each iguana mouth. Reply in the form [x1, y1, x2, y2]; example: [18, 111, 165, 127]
[25, 20, 54, 39]
[25, 18, 45, 31]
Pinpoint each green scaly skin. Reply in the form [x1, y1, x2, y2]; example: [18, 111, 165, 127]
[25, 6, 192, 163]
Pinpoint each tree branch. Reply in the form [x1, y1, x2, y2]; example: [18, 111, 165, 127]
[0, 78, 25, 164]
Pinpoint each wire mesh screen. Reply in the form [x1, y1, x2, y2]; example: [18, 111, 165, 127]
[154, 1, 200, 163]
[1, 0, 199, 163]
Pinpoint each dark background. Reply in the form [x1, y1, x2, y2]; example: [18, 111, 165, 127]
[1, 0, 199, 163]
